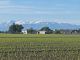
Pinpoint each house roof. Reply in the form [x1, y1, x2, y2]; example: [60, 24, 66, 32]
[61, 30, 72, 32]
[75, 31, 80, 33]
[22, 30, 27, 31]
[39, 31, 48, 32]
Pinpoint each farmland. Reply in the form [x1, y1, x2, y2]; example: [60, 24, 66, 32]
[0, 34, 80, 60]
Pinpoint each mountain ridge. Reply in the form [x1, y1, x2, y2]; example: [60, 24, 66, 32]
[0, 20, 80, 31]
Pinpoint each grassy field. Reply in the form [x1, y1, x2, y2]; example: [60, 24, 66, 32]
[0, 34, 80, 60]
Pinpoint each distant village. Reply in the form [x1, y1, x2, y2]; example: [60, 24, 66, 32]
[21, 29, 80, 34]
[1, 23, 80, 34]
[9, 29, 80, 34]
[1, 28, 80, 34]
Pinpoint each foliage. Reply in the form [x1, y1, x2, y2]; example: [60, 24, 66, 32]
[52, 31, 55, 34]
[9, 23, 24, 32]
[40, 26, 49, 31]
[6, 31, 7, 34]
[27, 27, 34, 34]
[55, 29, 61, 34]
[40, 26, 53, 34]
[0, 31, 4, 33]
[49, 30, 53, 34]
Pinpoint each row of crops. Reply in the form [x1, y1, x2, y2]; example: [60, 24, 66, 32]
[0, 34, 80, 60]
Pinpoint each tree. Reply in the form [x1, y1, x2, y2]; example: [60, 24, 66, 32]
[55, 29, 61, 34]
[9, 23, 16, 32]
[6, 31, 8, 34]
[40, 26, 50, 31]
[9, 23, 24, 32]
[16, 24, 24, 32]
[40, 26, 53, 34]
[28, 27, 34, 34]
[49, 30, 53, 34]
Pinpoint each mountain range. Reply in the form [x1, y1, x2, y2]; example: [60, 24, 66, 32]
[0, 20, 80, 31]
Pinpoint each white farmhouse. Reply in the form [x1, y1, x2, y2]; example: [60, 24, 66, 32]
[61, 30, 72, 34]
[21, 30, 28, 34]
[37, 31, 49, 34]
[22, 30, 37, 34]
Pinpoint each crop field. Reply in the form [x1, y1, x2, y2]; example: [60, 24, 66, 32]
[0, 34, 80, 60]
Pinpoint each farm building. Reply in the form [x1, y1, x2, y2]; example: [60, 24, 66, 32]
[37, 31, 49, 34]
[22, 30, 28, 34]
[21, 30, 37, 34]
[61, 30, 72, 34]
[72, 30, 80, 34]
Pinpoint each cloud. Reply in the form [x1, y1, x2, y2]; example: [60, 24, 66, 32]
[0, 6, 34, 8]
[55, 4, 66, 6]
[34, 11, 75, 14]
[23, 2, 33, 3]
[0, 3, 79, 15]
[34, 11, 54, 14]
[0, 0, 9, 4]
[0, 9, 59, 14]
[0, 8, 80, 14]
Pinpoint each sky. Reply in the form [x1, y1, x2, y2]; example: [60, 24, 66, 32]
[0, 0, 80, 25]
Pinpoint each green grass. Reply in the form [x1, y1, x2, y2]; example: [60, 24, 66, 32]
[0, 34, 80, 37]
[0, 34, 80, 60]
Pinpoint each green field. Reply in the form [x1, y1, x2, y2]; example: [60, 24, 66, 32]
[0, 34, 80, 60]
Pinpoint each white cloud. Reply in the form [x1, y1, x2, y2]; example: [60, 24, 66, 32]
[0, 2, 79, 15]
[34, 11, 54, 14]
[0, 0, 9, 4]
[0, 5, 34, 8]
[55, 4, 66, 6]
[23, 2, 33, 3]
[34, 11, 79, 14]
[0, 8, 80, 14]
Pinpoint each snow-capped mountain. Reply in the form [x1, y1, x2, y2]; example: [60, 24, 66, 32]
[0, 20, 80, 31]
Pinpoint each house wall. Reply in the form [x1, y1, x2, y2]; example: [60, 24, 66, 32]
[22, 30, 37, 34]
[9, 31, 12, 34]
[22, 30, 28, 34]
[38, 31, 49, 34]
[45, 32, 49, 34]
[39, 32, 45, 34]
[63, 32, 72, 34]
[63, 32, 65, 34]
[67, 32, 72, 34]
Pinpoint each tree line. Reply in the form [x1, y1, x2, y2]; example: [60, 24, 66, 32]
[8, 23, 71, 34]
[8, 23, 61, 34]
